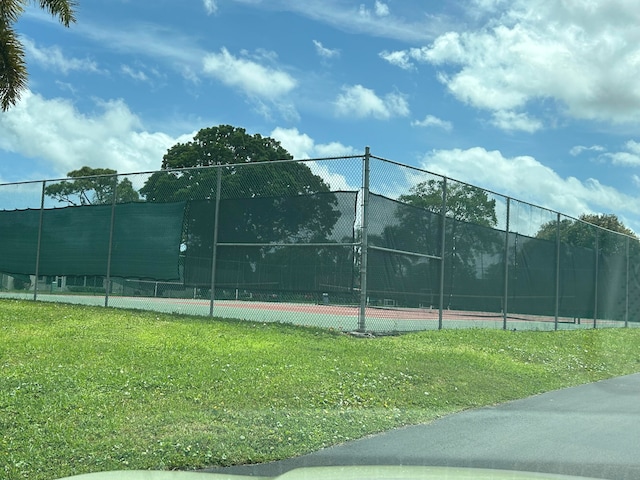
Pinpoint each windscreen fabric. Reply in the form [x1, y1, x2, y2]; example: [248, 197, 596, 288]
[362, 191, 637, 321]
[0, 202, 185, 280]
[366, 194, 505, 312]
[183, 191, 358, 287]
[0, 209, 41, 275]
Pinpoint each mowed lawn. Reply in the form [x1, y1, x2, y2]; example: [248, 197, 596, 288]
[2, 299, 640, 480]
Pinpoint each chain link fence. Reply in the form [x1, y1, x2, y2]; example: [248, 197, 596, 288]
[1, 149, 639, 332]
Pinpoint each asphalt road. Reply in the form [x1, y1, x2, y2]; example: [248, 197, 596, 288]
[204, 373, 640, 480]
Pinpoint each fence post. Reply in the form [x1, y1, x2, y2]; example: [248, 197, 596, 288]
[104, 174, 118, 307]
[438, 178, 447, 330]
[209, 165, 222, 317]
[625, 236, 630, 328]
[33, 181, 46, 301]
[554, 212, 560, 330]
[104, 175, 118, 308]
[502, 198, 510, 330]
[593, 228, 599, 328]
[358, 148, 370, 332]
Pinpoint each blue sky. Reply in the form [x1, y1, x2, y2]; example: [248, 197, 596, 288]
[3, 1, 640, 229]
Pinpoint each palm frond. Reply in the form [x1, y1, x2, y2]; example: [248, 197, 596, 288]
[0, 1, 27, 24]
[0, 24, 27, 111]
[0, 0, 77, 110]
[37, 0, 77, 26]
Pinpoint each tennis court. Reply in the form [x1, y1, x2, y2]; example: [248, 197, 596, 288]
[0, 291, 626, 332]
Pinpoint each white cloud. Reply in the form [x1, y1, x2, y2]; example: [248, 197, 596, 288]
[313, 40, 340, 60]
[334, 84, 410, 119]
[603, 140, 640, 166]
[202, 48, 297, 99]
[625, 139, 640, 155]
[606, 152, 640, 166]
[203, 0, 218, 15]
[120, 64, 166, 89]
[270, 127, 358, 159]
[570, 145, 606, 156]
[0, 91, 186, 177]
[491, 110, 543, 133]
[374, 1, 390, 17]
[23, 38, 100, 75]
[358, 1, 390, 18]
[379, 50, 413, 70]
[270, 127, 358, 190]
[121, 65, 149, 82]
[384, 1, 640, 124]
[420, 147, 640, 222]
[411, 115, 453, 131]
[274, 2, 438, 43]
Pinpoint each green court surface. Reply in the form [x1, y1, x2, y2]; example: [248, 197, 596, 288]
[0, 292, 629, 332]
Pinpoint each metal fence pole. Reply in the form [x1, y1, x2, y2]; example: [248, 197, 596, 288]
[438, 178, 447, 330]
[104, 175, 118, 308]
[209, 165, 222, 317]
[502, 197, 510, 330]
[358, 147, 370, 332]
[33, 181, 46, 301]
[554, 212, 561, 330]
[593, 229, 599, 329]
[625, 236, 630, 328]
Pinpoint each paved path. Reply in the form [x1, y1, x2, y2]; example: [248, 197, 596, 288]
[205, 373, 640, 479]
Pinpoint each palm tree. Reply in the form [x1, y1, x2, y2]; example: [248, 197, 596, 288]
[0, 0, 77, 111]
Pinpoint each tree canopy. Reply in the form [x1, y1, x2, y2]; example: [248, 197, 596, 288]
[0, 0, 77, 110]
[140, 125, 342, 287]
[140, 125, 329, 202]
[535, 213, 637, 256]
[398, 179, 498, 227]
[44, 166, 139, 206]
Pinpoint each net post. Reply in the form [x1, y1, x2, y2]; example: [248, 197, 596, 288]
[358, 147, 370, 332]
[33, 180, 46, 301]
[438, 178, 447, 330]
[209, 164, 222, 317]
[104, 175, 118, 308]
[502, 197, 510, 330]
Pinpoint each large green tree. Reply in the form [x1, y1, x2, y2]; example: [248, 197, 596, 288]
[0, 0, 77, 110]
[140, 125, 342, 287]
[140, 125, 333, 202]
[388, 179, 500, 259]
[366, 179, 502, 309]
[535, 213, 637, 256]
[45, 166, 140, 206]
[398, 179, 498, 227]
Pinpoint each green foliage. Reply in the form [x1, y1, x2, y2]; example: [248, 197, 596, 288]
[0, 0, 77, 110]
[139, 125, 341, 286]
[372, 180, 502, 300]
[140, 125, 327, 202]
[536, 213, 638, 256]
[2, 299, 640, 479]
[44, 166, 140, 206]
[398, 179, 498, 227]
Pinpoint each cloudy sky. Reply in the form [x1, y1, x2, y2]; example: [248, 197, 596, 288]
[3, 0, 640, 230]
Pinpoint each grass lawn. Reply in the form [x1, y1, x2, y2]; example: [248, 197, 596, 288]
[2, 299, 640, 480]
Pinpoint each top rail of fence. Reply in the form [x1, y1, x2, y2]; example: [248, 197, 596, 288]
[370, 153, 639, 242]
[2, 150, 637, 243]
[0, 155, 366, 188]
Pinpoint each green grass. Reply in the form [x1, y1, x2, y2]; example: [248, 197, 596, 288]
[2, 299, 640, 480]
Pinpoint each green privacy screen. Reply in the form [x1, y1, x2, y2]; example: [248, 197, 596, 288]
[182, 191, 358, 291]
[363, 192, 639, 322]
[1, 172, 638, 324]
[0, 202, 185, 280]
